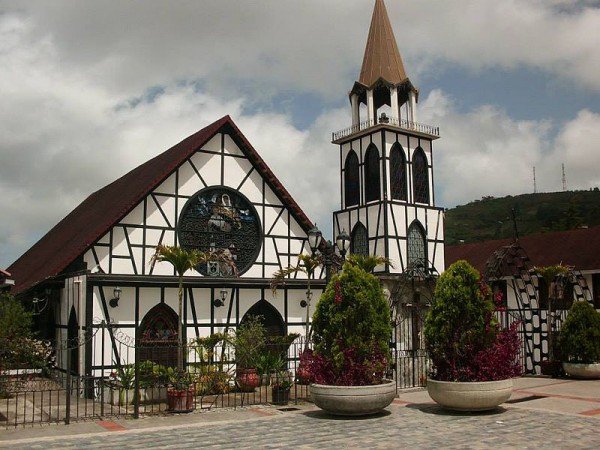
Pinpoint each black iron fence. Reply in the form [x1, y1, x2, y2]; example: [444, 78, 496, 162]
[1, 335, 312, 428]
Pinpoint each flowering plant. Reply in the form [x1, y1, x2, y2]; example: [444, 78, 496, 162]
[302, 262, 392, 386]
[425, 260, 522, 382]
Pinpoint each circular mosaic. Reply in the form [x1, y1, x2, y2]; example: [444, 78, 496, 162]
[178, 187, 262, 276]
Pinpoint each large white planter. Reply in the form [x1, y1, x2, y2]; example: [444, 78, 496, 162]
[563, 362, 600, 379]
[310, 379, 396, 416]
[427, 378, 513, 411]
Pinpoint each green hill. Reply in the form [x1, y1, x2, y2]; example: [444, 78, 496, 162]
[444, 189, 600, 245]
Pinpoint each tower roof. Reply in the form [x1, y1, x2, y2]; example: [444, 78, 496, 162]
[359, 0, 408, 87]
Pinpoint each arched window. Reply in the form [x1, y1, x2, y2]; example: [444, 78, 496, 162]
[412, 148, 429, 204]
[344, 151, 360, 207]
[139, 303, 179, 368]
[351, 222, 369, 256]
[364, 144, 381, 202]
[407, 222, 427, 268]
[241, 300, 285, 338]
[390, 143, 407, 200]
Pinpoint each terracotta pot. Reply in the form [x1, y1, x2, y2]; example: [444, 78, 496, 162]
[236, 368, 259, 392]
[426, 378, 513, 411]
[167, 388, 195, 413]
[310, 379, 396, 416]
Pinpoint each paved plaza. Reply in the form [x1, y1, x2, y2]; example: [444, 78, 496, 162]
[1, 378, 599, 449]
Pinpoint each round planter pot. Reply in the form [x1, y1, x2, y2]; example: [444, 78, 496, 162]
[426, 378, 513, 412]
[310, 379, 396, 416]
[562, 362, 600, 379]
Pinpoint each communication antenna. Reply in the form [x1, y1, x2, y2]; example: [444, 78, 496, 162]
[562, 163, 567, 191]
[533, 166, 537, 194]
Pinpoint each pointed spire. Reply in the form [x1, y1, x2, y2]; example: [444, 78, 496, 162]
[359, 0, 408, 87]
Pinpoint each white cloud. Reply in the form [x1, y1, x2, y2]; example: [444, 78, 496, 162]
[1, 1, 599, 267]
[2, 0, 599, 98]
[421, 90, 600, 207]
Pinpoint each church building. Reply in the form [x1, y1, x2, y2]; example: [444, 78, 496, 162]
[8, 0, 445, 377]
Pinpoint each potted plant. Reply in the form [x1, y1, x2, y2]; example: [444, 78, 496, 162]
[107, 364, 136, 406]
[559, 300, 600, 379]
[424, 260, 522, 411]
[271, 371, 293, 405]
[166, 369, 195, 413]
[231, 315, 266, 392]
[256, 353, 283, 386]
[304, 259, 396, 416]
[138, 361, 168, 403]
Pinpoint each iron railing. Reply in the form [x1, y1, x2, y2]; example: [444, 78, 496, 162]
[0, 337, 312, 428]
[332, 117, 440, 141]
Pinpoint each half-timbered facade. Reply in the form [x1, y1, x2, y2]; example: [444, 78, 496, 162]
[9, 116, 325, 375]
[332, 0, 444, 276]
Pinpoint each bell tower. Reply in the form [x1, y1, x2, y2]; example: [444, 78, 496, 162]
[332, 0, 445, 275]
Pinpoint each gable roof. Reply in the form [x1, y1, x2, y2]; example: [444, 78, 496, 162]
[359, 0, 409, 87]
[446, 226, 600, 274]
[8, 116, 315, 295]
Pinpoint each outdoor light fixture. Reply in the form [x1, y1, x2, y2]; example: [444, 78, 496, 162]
[301, 289, 312, 308]
[335, 229, 350, 259]
[109, 287, 122, 308]
[308, 225, 323, 255]
[213, 288, 228, 308]
[32, 287, 51, 315]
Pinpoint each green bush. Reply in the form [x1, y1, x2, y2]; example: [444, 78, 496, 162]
[559, 301, 600, 364]
[310, 262, 392, 385]
[424, 260, 521, 381]
[0, 293, 33, 342]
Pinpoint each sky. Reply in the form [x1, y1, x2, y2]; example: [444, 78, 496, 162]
[1, 0, 599, 268]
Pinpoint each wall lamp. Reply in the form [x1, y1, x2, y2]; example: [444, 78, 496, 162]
[109, 287, 122, 308]
[213, 288, 228, 308]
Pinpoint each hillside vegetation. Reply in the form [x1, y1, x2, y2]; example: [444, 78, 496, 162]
[444, 190, 600, 245]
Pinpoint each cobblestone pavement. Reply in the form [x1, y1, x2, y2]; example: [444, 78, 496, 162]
[5, 402, 599, 450]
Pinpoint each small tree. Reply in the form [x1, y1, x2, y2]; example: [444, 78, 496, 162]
[559, 301, 600, 364]
[425, 260, 521, 382]
[308, 262, 392, 386]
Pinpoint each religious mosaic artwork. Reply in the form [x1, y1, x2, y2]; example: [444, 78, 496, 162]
[178, 188, 262, 276]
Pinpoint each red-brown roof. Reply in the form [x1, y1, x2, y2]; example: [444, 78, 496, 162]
[8, 116, 315, 294]
[446, 226, 600, 274]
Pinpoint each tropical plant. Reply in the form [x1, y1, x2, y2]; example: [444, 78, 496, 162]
[533, 264, 572, 360]
[138, 361, 170, 388]
[151, 245, 237, 370]
[345, 254, 393, 273]
[110, 364, 136, 389]
[424, 260, 522, 382]
[231, 315, 267, 369]
[559, 301, 600, 364]
[271, 253, 323, 344]
[305, 261, 392, 386]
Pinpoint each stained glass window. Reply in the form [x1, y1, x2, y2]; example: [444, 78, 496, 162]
[351, 222, 369, 256]
[407, 222, 426, 268]
[344, 151, 360, 207]
[178, 187, 261, 276]
[412, 148, 429, 204]
[365, 144, 381, 202]
[390, 143, 407, 200]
